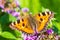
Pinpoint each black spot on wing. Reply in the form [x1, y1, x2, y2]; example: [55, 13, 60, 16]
[46, 12, 49, 15]
[38, 14, 40, 17]
[17, 20, 20, 24]
[40, 18, 43, 21]
[42, 12, 46, 16]
[22, 18, 24, 22]
[22, 23, 25, 26]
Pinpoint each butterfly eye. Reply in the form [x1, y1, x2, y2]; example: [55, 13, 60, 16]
[42, 12, 46, 16]
[17, 20, 20, 24]
[40, 18, 43, 21]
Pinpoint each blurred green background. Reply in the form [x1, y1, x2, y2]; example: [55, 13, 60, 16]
[0, 0, 60, 40]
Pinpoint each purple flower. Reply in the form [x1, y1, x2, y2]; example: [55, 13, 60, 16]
[0, 0, 5, 9]
[22, 8, 29, 12]
[26, 36, 33, 40]
[11, 11, 20, 17]
[6, 10, 13, 14]
[46, 29, 54, 34]
[0, 5, 4, 9]
[25, 36, 37, 40]
[2, 7, 12, 13]
[3, 9, 20, 17]
[15, 0, 20, 7]
[22, 33, 38, 40]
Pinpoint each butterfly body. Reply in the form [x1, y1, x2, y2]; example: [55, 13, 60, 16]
[10, 11, 54, 34]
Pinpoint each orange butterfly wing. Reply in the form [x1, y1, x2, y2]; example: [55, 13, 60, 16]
[10, 11, 54, 34]
[34, 11, 53, 32]
[10, 16, 34, 34]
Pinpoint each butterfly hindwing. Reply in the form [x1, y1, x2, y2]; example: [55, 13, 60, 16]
[10, 16, 34, 34]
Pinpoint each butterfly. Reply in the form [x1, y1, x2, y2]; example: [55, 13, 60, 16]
[10, 11, 54, 35]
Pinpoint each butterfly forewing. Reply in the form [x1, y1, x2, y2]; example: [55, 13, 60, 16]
[10, 16, 34, 34]
[34, 11, 53, 33]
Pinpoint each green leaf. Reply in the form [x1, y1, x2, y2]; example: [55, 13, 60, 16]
[0, 24, 2, 35]
[32, 0, 42, 14]
[40, 0, 60, 21]
[55, 22, 60, 30]
[16, 38, 23, 40]
[54, 13, 60, 22]
[9, 14, 17, 22]
[0, 13, 17, 32]
[52, 20, 60, 30]
[19, 0, 42, 14]
[58, 30, 60, 35]
[1, 32, 16, 39]
[14, 30, 22, 38]
[0, 13, 16, 25]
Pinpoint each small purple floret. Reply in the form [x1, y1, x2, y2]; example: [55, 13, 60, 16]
[22, 8, 29, 12]
[0, 5, 4, 9]
[46, 29, 54, 34]
[11, 11, 20, 17]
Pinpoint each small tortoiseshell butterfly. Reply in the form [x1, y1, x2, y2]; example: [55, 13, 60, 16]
[10, 11, 54, 35]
